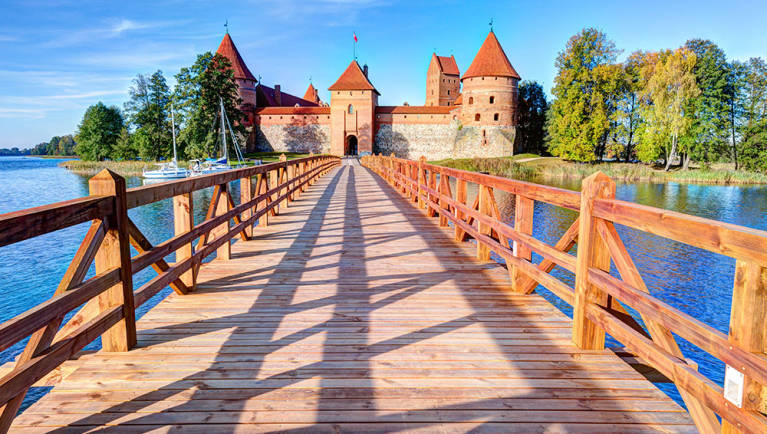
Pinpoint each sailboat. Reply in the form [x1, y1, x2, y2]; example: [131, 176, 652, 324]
[189, 97, 246, 176]
[142, 103, 189, 179]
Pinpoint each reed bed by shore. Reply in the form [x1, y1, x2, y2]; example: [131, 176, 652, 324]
[430, 156, 767, 185]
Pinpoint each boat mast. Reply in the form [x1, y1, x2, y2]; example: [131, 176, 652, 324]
[171, 102, 178, 164]
[220, 97, 228, 162]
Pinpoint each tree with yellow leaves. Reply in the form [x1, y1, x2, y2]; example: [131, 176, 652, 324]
[637, 48, 700, 170]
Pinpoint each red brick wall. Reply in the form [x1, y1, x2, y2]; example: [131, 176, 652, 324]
[459, 76, 518, 127]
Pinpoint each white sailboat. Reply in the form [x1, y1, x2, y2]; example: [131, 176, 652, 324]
[189, 97, 246, 176]
[142, 103, 189, 179]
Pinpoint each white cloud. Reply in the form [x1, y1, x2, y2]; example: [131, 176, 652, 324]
[0, 108, 47, 119]
[111, 19, 151, 34]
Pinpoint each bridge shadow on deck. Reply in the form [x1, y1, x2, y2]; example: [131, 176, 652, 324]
[18, 163, 694, 432]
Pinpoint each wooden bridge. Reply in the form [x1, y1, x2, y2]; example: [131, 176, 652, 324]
[0, 154, 766, 433]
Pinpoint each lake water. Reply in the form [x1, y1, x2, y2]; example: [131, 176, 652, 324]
[1, 156, 766, 411]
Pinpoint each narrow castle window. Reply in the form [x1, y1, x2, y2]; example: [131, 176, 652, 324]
[468, 97, 474, 105]
[494, 113, 499, 121]
[348, 105, 354, 114]
[447, 90, 450, 95]
[475, 113, 480, 121]
[489, 96, 495, 104]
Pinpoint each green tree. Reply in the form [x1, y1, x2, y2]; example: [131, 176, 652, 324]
[124, 70, 172, 160]
[57, 135, 76, 155]
[46, 136, 60, 155]
[174, 52, 243, 159]
[74, 102, 124, 161]
[682, 39, 730, 167]
[547, 28, 622, 162]
[516, 81, 548, 155]
[740, 119, 767, 172]
[612, 51, 646, 162]
[637, 49, 700, 170]
[112, 128, 138, 160]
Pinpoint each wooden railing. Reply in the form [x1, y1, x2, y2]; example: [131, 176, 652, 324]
[362, 154, 767, 434]
[0, 154, 340, 431]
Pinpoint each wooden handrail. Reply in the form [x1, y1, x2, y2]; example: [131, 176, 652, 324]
[0, 154, 340, 431]
[0, 196, 113, 248]
[361, 153, 767, 433]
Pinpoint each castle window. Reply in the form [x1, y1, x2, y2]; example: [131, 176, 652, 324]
[447, 90, 450, 95]
[489, 96, 495, 104]
[348, 105, 354, 114]
[475, 113, 481, 121]
[468, 97, 474, 105]
[349, 92, 353, 96]
[494, 113, 499, 121]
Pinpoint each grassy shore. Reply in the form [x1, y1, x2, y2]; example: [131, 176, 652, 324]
[430, 155, 767, 185]
[59, 152, 311, 176]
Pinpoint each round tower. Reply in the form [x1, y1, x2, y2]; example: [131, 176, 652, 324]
[460, 31, 520, 128]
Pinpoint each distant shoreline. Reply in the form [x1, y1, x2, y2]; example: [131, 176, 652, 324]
[431, 155, 767, 186]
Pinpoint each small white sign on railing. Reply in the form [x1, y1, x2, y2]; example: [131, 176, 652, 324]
[724, 365, 744, 408]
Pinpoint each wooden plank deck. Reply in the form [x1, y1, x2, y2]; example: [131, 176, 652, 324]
[11, 161, 695, 433]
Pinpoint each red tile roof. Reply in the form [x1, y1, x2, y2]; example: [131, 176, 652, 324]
[216, 33, 257, 81]
[462, 31, 520, 80]
[453, 93, 463, 105]
[328, 61, 379, 94]
[254, 106, 330, 115]
[436, 55, 460, 76]
[303, 83, 319, 103]
[257, 84, 319, 107]
[376, 106, 454, 114]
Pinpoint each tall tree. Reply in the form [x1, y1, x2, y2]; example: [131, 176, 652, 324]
[174, 52, 243, 159]
[516, 81, 548, 155]
[75, 102, 124, 161]
[612, 51, 646, 162]
[740, 119, 767, 172]
[124, 70, 171, 160]
[682, 39, 730, 167]
[636, 49, 700, 171]
[547, 28, 622, 162]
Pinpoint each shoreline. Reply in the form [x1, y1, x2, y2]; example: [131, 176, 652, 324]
[431, 156, 767, 186]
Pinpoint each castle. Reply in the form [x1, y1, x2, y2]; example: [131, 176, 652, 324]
[216, 30, 520, 160]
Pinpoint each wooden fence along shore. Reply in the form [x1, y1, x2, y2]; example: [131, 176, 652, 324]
[0, 152, 763, 432]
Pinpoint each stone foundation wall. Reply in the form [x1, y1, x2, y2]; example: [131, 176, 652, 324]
[254, 123, 331, 154]
[374, 120, 515, 160]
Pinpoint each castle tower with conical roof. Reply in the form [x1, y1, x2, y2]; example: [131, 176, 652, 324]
[328, 61, 379, 155]
[460, 31, 520, 128]
[216, 32, 258, 110]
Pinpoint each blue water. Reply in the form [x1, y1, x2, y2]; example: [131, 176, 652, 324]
[0, 156, 230, 411]
[484, 176, 767, 407]
[1, 156, 766, 411]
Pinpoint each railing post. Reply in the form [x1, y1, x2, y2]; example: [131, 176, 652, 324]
[269, 167, 279, 215]
[88, 169, 136, 352]
[240, 176, 253, 238]
[511, 195, 535, 293]
[454, 178, 467, 242]
[477, 185, 492, 262]
[722, 261, 767, 433]
[256, 173, 268, 227]
[572, 172, 614, 350]
[213, 183, 231, 261]
[173, 192, 195, 289]
[388, 153, 395, 184]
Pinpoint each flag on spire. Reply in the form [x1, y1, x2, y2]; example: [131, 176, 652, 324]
[353, 32, 358, 42]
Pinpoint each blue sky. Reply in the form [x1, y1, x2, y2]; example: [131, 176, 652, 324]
[1, 0, 766, 148]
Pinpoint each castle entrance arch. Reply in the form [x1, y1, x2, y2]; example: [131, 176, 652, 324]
[345, 135, 358, 156]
